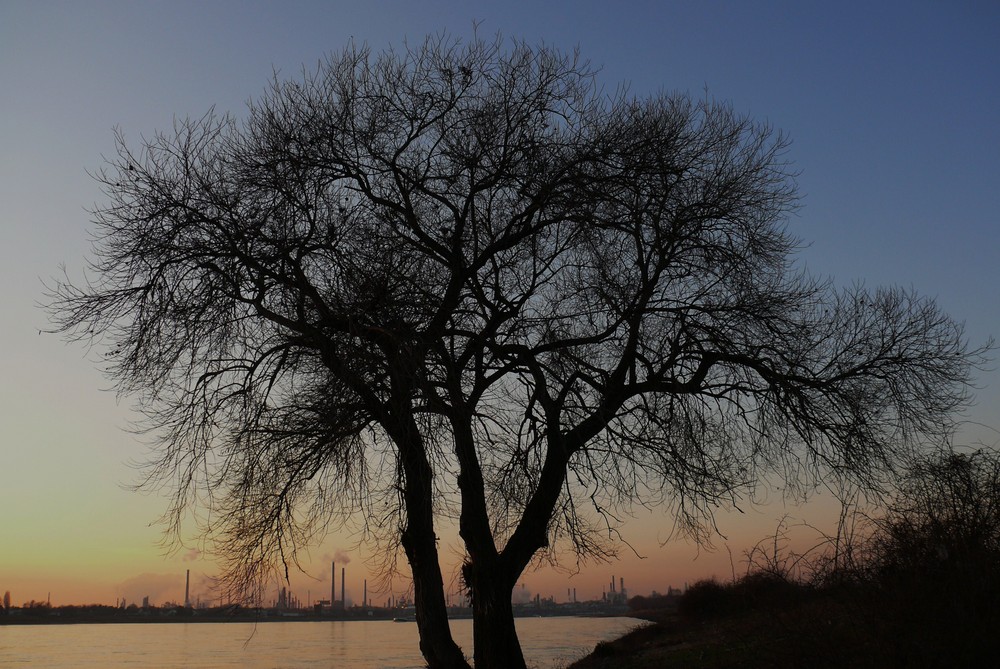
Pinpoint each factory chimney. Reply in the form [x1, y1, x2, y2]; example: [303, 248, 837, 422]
[185, 569, 190, 608]
[364, 579, 367, 609]
[620, 577, 624, 596]
[341, 567, 346, 609]
[331, 562, 336, 610]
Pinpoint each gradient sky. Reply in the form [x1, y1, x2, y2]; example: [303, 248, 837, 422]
[2, 0, 998, 608]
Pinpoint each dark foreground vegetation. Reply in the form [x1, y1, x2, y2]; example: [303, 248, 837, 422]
[571, 448, 1000, 668]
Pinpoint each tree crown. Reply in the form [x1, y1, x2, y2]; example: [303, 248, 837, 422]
[50, 34, 986, 592]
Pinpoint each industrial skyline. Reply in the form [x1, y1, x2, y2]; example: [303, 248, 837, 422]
[4, 560, 662, 611]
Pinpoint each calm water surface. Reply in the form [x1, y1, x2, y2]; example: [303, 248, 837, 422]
[0, 616, 646, 668]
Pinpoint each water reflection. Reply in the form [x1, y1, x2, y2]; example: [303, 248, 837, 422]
[0, 616, 647, 668]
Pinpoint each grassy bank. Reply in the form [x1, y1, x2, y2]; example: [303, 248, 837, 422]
[570, 577, 1000, 668]
[571, 448, 1000, 668]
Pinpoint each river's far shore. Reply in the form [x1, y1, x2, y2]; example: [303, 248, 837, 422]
[0, 604, 631, 627]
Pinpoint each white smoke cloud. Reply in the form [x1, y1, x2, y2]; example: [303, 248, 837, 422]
[319, 549, 353, 579]
[511, 584, 532, 605]
[181, 548, 202, 562]
[117, 573, 183, 607]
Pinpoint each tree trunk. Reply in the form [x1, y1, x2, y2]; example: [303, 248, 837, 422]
[468, 565, 527, 669]
[402, 523, 470, 669]
[390, 391, 471, 669]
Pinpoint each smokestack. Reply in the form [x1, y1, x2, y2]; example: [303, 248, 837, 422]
[331, 562, 336, 609]
[573, 587, 576, 603]
[341, 567, 345, 608]
[364, 579, 367, 609]
[620, 577, 624, 595]
[185, 569, 190, 608]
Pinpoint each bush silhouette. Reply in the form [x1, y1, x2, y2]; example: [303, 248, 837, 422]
[673, 449, 1000, 666]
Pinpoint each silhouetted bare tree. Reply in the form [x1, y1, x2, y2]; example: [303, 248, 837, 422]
[49, 34, 986, 669]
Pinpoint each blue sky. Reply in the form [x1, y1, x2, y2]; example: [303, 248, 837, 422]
[1, 0, 998, 605]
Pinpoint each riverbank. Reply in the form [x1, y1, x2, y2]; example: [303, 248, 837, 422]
[565, 608, 738, 669]
[568, 601, 878, 669]
[567, 605, 858, 669]
[568, 586, 1000, 668]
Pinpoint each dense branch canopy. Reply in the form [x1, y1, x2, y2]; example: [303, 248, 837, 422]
[50, 35, 986, 593]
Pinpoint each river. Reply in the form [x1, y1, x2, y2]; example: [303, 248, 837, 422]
[0, 616, 644, 668]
